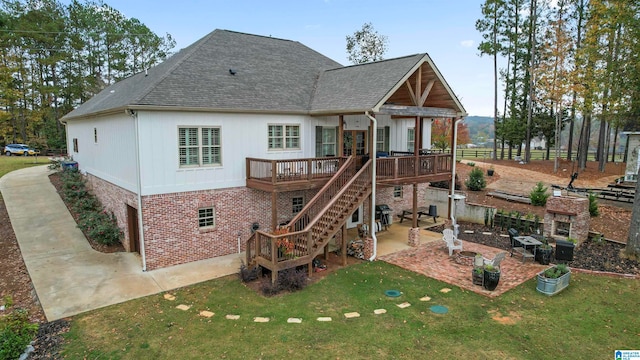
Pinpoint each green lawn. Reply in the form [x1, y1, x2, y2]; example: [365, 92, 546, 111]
[0, 155, 50, 178]
[61, 262, 639, 359]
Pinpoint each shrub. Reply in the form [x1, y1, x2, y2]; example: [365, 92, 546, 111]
[77, 211, 122, 245]
[588, 192, 599, 217]
[259, 268, 308, 296]
[465, 167, 486, 191]
[529, 182, 549, 206]
[278, 268, 308, 292]
[238, 261, 259, 283]
[72, 195, 101, 213]
[0, 309, 38, 360]
[467, 162, 475, 167]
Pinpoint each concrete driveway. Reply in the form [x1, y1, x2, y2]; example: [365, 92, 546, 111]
[0, 165, 242, 321]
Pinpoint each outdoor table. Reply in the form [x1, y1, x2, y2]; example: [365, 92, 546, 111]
[512, 235, 543, 263]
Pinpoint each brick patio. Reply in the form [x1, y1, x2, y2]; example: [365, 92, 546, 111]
[379, 239, 547, 297]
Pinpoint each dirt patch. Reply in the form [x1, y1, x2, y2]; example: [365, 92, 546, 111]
[488, 309, 521, 325]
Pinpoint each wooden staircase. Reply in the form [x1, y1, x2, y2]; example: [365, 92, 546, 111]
[246, 157, 373, 283]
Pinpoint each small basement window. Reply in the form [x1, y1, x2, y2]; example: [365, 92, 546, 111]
[393, 186, 403, 198]
[292, 196, 304, 214]
[198, 207, 215, 228]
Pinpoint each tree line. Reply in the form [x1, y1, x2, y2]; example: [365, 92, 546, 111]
[476, 0, 639, 172]
[0, 0, 175, 150]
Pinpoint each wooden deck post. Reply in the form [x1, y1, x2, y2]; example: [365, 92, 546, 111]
[412, 183, 418, 228]
[342, 222, 347, 266]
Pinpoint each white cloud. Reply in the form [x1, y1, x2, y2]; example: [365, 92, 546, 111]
[460, 40, 474, 48]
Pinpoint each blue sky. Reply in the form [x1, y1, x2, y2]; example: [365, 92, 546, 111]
[90, 0, 495, 116]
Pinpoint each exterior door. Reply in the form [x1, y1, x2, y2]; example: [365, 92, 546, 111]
[127, 205, 140, 253]
[343, 131, 367, 156]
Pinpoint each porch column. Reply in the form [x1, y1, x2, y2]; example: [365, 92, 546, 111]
[412, 183, 418, 228]
[447, 117, 455, 219]
[271, 192, 278, 230]
[338, 115, 344, 157]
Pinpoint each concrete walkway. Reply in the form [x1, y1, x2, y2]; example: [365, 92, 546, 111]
[0, 165, 242, 321]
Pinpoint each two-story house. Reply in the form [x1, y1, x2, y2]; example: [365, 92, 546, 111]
[61, 29, 467, 279]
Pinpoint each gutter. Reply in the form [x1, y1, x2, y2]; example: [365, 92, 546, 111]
[128, 109, 148, 271]
[365, 111, 378, 261]
[449, 117, 465, 236]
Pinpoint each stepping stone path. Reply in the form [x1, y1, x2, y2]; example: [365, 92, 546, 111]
[464, 230, 474, 234]
[500, 234, 510, 238]
[161, 288, 455, 325]
[482, 232, 492, 235]
[199, 311, 214, 318]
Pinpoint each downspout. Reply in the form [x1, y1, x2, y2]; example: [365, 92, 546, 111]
[129, 109, 147, 271]
[365, 111, 378, 261]
[450, 117, 465, 236]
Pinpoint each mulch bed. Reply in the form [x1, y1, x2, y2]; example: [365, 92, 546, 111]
[433, 222, 640, 276]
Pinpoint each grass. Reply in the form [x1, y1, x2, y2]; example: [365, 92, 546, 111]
[0, 155, 50, 178]
[61, 261, 639, 359]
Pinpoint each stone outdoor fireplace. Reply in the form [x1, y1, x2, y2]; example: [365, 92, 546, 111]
[543, 196, 590, 245]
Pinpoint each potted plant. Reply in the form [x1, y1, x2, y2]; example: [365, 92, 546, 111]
[482, 264, 500, 291]
[273, 227, 294, 260]
[535, 238, 554, 265]
[472, 266, 484, 286]
[536, 263, 571, 296]
[487, 166, 495, 176]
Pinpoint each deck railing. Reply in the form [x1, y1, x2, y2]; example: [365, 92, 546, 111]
[247, 153, 451, 186]
[377, 154, 452, 180]
[246, 156, 347, 184]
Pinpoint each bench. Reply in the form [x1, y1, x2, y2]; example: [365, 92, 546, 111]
[397, 205, 438, 224]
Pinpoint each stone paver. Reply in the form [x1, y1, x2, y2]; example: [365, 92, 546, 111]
[176, 304, 191, 311]
[396, 302, 411, 308]
[317, 317, 332, 322]
[373, 309, 387, 315]
[380, 240, 546, 297]
[344, 312, 360, 319]
[226, 314, 240, 320]
[287, 318, 302, 323]
[199, 311, 214, 318]
[253, 317, 269, 323]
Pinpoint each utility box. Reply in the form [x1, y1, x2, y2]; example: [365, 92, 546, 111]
[61, 160, 78, 170]
[554, 239, 575, 262]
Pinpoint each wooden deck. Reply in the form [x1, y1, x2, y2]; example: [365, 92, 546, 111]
[246, 154, 452, 192]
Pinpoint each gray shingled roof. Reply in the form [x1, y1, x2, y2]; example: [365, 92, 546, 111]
[310, 54, 424, 113]
[63, 29, 464, 120]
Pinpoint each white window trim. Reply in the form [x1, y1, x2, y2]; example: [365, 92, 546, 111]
[407, 128, 415, 152]
[268, 124, 301, 151]
[178, 126, 222, 168]
[292, 196, 304, 214]
[198, 206, 216, 229]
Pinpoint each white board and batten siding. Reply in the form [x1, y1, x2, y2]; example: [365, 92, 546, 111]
[137, 111, 319, 196]
[66, 114, 138, 193]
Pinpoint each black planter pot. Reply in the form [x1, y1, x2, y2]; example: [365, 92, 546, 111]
[483, 270, 501, 291]
[536, 248, 553, 265]
[487, 169, 494, 176]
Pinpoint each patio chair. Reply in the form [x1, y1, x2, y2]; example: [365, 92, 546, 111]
[483, 252, 507, 269]
[442, 228, 463, 256]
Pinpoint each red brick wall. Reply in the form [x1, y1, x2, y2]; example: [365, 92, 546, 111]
[86, 174, 137, 251]
[375, 184, 430, 221]
[141, 187, 273, 270]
